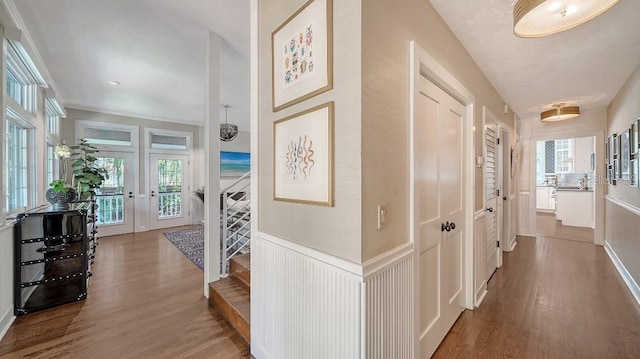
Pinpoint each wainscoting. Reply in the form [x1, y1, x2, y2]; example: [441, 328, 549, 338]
[605, 197, 640, 306]
[474, 210, 487, 307]
[251, 233, 414, 359]
[0, 225, 15, 341]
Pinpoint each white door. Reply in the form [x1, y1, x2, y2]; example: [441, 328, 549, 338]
[415, 76, 465, 358]
[484, 118, 500, 281]
[500, 128, 511, 261]
[94, 151, 135, 237]
[149, 154, 190, 230]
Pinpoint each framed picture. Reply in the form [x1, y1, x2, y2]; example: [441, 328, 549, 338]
[632, 120, 639, 156]
[221, 151, 250, 178]
[606, 136, 611, 165]
[612, 133, 619, 159]
[620, 130, 630, 182]
[271, 0, 333, 112]
[631, 159, 638, 187]
[274, 102, 334, 206]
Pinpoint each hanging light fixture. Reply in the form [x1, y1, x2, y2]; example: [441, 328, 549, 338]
[540, 103, 580, 122]
[514, 0, 620, 38]
[220, 104, 238, 142]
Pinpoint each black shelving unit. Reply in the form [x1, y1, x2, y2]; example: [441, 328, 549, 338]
[13, 202, 95, 315]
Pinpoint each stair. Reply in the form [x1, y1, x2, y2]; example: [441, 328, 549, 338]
[209, 253, 250, 343]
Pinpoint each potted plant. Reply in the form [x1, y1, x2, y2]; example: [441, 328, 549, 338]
[70, 139, 109, 200]
[46, 143, 76, 208]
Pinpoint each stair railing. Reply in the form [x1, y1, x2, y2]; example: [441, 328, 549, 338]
[220, 171, 251, 276]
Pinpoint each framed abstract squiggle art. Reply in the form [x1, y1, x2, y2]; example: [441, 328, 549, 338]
[271, 0, 333, 112]
[273, 102, 334, 206]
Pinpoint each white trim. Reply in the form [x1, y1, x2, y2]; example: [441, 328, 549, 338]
[475, 209, 486, 220]
[66, 103, 203, 127]
[249, 0, 259, 352]
[144, 127, 193, 154]
[362, 242, 413, 280]
[606, 195, 640, 216]
[410, 40, 476, 312]
[604, 240, 640, 307]
[475, 285, 488, 307]
[255, 231, 362, 279]
[74, 120, 139, 151]
[509, 238, 518, 251]
[0, 306, 15, 342]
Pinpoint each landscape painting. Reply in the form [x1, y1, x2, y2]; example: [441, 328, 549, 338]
[221, 151, 250, 178]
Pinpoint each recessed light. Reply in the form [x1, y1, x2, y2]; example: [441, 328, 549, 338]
[108, 80, 121, 86]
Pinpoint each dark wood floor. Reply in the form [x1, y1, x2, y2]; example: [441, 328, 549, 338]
[0, 227, 249, 359]
[536, 211, 594, 243]
[433, 235, 640, 358]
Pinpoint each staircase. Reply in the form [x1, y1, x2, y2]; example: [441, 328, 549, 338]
[208, 253, 250, 343]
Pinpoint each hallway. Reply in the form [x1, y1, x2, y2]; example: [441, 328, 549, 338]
[433, 236, 640, 358]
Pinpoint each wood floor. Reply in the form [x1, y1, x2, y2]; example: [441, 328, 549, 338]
[433, 235, 640, 358]
[536, 211, 594, 243]
[0, 227, 249, 359]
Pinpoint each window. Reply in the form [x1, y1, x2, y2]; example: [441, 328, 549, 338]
[46, 142, 56, 186]
[555, 139, 573, 173]
[6, 68, 23, 105]
[83, 127, 133, 146]
[6, 120, 28, 212]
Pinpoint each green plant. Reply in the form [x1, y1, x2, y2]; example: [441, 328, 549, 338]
[49, 179, 72, 193]
[71, 139, 109, 199]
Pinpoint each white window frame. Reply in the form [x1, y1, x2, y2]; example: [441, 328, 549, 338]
[75, 120, 139, 152]
[554, 139, 574, 173]
[5, 111, 36, 215]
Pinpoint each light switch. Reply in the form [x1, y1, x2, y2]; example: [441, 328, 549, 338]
[377, 205, 386, 230]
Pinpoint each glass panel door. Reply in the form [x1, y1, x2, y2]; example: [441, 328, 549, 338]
[94, 151, 135, 236]
[149, 154, 189, 230]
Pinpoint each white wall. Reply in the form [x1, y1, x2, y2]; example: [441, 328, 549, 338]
[0, 226, 15, 341]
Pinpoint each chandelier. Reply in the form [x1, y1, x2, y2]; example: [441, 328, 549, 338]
[220, 104, 238, 142]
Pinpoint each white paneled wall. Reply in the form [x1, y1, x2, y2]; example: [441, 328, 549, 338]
[474, 211, 487, 306]
[0, 226, 15, 340]
[364, 253, 413, 359]
[252, 234, 415, 359]
[605, 197, 640, 305]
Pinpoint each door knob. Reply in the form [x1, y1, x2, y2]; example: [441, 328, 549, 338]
[502, 197, 507, 201]
[486, 207, 493, 213]
[450, 222, 456, 230]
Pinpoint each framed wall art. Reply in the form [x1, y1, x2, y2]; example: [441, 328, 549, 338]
[273, 102, 334, 206]
[271, 0, 333, 112]
[220, 151, 250, 178]
[620, 130, 630, 182]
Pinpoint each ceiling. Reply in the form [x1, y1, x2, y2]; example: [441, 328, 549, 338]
[13, 1, 640, 127]
[429, 0, 640, 121]
[12, 0, 250, 129]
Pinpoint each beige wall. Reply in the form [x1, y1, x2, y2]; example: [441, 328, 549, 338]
[258, 0, 363, 263]
[361, 0, 514, 261]
[606, 63, 640, 285]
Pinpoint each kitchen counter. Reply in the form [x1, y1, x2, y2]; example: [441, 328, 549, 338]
[556, 187, 593, 192]
[555, 190, 594, 228]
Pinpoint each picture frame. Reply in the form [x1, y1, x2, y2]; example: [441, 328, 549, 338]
[271, 0, 333, 112]
[273, 102, 334, 206]
[620, 130, 630, 182]
[631, 119, 639, 156]
[606, 136, 611, 165]
[220, 151, 250, 178]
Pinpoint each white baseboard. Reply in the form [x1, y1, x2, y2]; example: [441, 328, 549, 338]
[604, 241, 640, 307]
[475, 281, 488, 308]
[509, 236, 517, 252]
[0, 306, 15, 341]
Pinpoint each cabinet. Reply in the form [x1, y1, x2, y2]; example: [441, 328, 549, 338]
[536, 186, 556, 211]
[14, 202, 97, 315]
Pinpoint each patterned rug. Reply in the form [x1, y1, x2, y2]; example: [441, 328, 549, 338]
[164, 226, 204, 271]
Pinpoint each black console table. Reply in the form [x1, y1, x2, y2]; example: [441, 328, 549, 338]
[13, 202, 97, 315]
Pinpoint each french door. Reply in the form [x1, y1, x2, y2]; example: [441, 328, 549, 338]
[149, 154, 190, 230]
[415, 76, 465, 358]
[94, 151, 135, 237]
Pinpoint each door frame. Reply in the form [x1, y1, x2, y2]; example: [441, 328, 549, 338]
[409, 41, 475, 349]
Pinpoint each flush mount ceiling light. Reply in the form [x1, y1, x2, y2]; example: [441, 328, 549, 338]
[540, 103, 580, 122]
[514, 0, 620, 38]
[220, 104, 238, 142]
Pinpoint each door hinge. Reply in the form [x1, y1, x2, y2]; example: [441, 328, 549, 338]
[497, 138, 500, 145]
[496, 189, 500, 196]
[497, 241, 500, 247]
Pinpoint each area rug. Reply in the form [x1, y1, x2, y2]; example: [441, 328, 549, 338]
[163, 226, 204, 271]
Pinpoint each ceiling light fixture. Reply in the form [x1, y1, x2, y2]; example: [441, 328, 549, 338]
[513, 0, 620, 38]
[540, 103, 580, 122]
[220, 104, 238, 142]
[108, 80, 121, 86]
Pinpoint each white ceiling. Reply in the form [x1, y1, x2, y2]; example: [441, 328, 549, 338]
[428, 0, 640, 120]
[13, 0, 250, 129]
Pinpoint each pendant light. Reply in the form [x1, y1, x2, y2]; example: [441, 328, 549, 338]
[514, 0, 620, 38]
[220, 104, 238, 142]
[540, 103, 580, 122]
